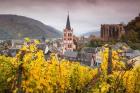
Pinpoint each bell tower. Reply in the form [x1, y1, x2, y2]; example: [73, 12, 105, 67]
[63, 13, 74, 53]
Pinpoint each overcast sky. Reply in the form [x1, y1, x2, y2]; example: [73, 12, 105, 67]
[0, 0, 140, 35]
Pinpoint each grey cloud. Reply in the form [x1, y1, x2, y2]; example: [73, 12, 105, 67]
[0, 0, 140, 35]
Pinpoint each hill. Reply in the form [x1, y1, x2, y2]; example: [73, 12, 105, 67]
[0, 14, 62, 40]
[122, 14, 140, 50]
[81, 31, 100, 37]
[126, 14, 140, 41]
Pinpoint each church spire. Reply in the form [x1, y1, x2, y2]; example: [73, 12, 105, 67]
[66, 12, 71, 30]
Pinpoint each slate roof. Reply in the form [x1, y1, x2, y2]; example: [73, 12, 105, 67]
[64, 51, 78, 58]
[81, 47, 96, 53]
[66, 13, 71, 30]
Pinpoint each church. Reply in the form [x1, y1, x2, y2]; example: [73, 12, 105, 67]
[62, 13, 76, 53]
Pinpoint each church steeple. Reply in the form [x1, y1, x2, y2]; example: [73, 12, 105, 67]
[66, 12, 71, 30]
[63, 12, 75, 53]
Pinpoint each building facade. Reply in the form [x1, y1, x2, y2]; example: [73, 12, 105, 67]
[101, 24, 125, 41]
[63, 14, 75, 53]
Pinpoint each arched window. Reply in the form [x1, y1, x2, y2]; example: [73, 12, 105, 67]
[68, 33, 72, 37]
[68, 44, 72, 48]
[64, 33, 67, 37]
[69, 33, 72, 36]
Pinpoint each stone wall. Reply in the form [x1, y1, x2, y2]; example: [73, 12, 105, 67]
[101, 24, 125, 41]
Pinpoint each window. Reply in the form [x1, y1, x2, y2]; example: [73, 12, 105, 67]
[68, 33, 72, 37]
[69, 33, 72, 36]
[70, 45, 72, 48]
[64, 33, 66, 37]
[68, 44, 72, 48]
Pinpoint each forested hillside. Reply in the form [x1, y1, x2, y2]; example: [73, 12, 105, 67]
[0, 15, 62, 40]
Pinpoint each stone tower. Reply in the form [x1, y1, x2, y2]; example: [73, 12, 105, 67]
[63, 13, 74, 53]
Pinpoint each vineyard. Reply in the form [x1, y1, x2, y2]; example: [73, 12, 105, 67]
[0, 43, 140, 93]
